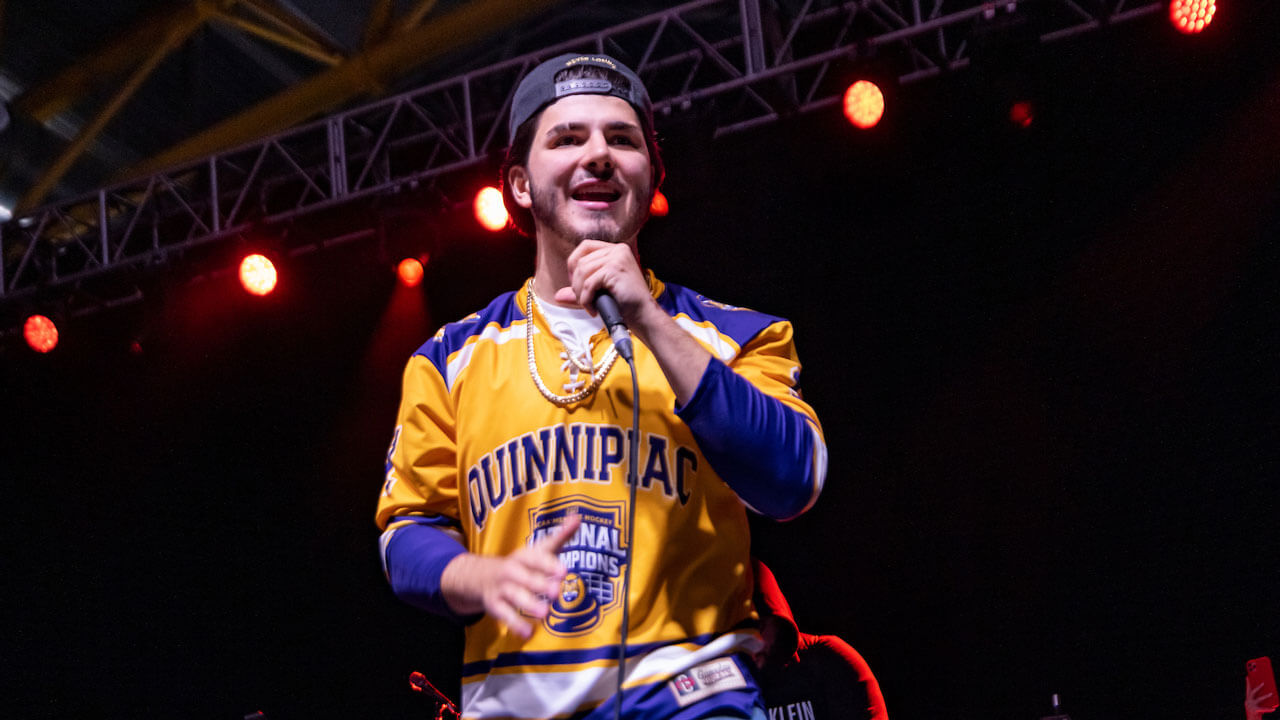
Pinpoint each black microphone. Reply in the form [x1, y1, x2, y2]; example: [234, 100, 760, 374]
[594, 290, 634, 362]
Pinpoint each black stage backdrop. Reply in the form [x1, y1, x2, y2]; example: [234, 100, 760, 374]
[4, 10, 1279, 720]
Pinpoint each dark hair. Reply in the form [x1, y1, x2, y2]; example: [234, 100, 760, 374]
[500, 64, 665, 237]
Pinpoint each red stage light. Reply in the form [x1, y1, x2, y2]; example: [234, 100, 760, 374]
[474, 186, 508, 232]
[239, 253, 278, 296]
[843, 80, 885, 129]
[649, 190, 669, 217]
[398, 257, 425, 287]
[24, 314, 58, 353]
[1009, 100, 1035, 129]
[1169, 0, 1215, 33]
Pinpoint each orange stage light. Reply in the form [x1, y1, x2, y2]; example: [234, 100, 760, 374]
[398, 258, 425, 287]
[1169, 0, 1215, 33]
[649, 190, 669, 217]
[239, 253, 278, 296]
[843, 80, 885, 129]
[474, 186, 508, 232]
[24, 314, 58, 353]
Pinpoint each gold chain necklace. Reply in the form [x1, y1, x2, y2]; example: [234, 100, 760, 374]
[525, 279, 619, 405]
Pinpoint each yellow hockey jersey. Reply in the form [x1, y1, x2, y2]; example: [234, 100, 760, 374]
[377, 273, 826, 719]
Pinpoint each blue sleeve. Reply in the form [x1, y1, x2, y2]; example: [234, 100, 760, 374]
[383, 520, 481, 624]
[675, 358, 821, 520]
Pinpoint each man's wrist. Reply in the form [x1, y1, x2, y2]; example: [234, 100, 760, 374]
[627, 293, 668, 339]
[440, 552, 486, 616]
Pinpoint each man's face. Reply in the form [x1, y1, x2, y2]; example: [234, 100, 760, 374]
[510, 94, 652, 246]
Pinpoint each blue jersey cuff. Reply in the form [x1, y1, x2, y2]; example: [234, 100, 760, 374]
[384, 521, 481, 624]
[676, 359, 818, 520]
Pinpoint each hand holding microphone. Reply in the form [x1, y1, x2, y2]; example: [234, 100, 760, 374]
[553, 240, 643, 362]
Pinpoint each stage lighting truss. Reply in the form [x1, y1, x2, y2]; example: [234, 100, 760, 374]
[0, 0, 1165, 312]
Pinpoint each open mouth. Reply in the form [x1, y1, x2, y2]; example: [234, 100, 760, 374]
[571, 185, 621, 203]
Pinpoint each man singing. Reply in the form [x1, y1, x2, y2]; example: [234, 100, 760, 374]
[376, 53, 827, 719]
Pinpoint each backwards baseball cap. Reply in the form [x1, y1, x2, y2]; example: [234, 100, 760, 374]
[508, 53, 655, 144]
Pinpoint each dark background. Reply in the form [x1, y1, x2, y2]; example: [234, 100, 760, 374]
[4, 7, 1279, 720]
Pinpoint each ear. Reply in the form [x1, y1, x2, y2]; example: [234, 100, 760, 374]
[508, 165, 533, 209]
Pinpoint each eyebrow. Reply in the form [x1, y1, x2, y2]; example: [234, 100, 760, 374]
[544, 120, 642, 137]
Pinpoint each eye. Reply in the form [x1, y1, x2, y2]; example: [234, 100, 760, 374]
[609, 134, 639, 147]
[552, 135, 580, 147]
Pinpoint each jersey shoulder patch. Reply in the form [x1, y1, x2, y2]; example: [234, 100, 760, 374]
[412, 290, 523, 374]
[659, 282, 786, 349]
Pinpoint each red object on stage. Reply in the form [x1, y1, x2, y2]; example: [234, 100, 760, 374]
[474, 186, 508, 231]
[843, 80, 885, 129]
[650, 189, 669, 217]
[1247, 657, 1279, 712]
[398, 258, 425, 287]
[1009, 100, 1035, 129]
[408, 671, 460, 718]
[239, 253, 278, 296]
[24, 314, 58, 353]
[1169, 0, 1215, 34]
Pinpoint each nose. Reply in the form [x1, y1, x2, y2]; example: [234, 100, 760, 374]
[582, 131, 614, 173]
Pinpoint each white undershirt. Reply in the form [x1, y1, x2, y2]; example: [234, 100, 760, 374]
[534, 297, 607, 372]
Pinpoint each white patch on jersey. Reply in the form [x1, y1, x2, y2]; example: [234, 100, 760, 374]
[377, 526, 397, 577]
[667, 657, 748, 708]
[386, 425, 402, 462]
[445, 321, 529, 391]
[811, 423, 828, 498]
[382, 426, 402, 497]
[673, 316, 737, 362]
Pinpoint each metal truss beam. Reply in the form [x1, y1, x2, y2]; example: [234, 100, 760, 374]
[13, 1, 237, 125]
[0, 0, 1162, 314]
[125, 0, 568, 181]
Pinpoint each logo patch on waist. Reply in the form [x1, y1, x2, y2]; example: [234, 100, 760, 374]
[667, 657, 748, 707]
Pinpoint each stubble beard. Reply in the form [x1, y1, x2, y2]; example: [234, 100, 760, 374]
[529, 180, 649, 246]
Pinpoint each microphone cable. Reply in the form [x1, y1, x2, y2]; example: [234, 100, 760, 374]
[613, 351, 640, 720]
[592, 289, 639, 720]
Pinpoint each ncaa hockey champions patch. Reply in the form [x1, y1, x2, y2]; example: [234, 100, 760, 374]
[528, 496, 628, 636]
